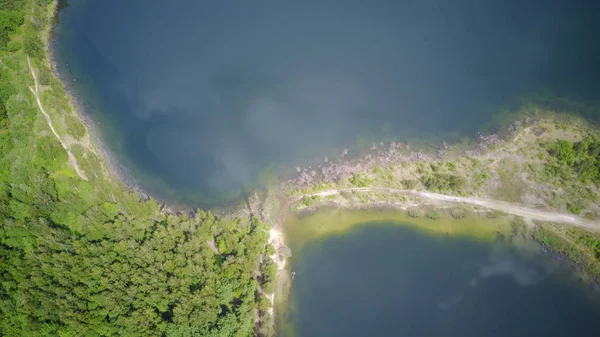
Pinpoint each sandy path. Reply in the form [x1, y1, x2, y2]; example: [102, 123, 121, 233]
[27, 57, 88, 181]
[299, 187, 599, 230]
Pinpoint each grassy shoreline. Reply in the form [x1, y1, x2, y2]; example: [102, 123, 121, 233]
[285, 207, 512, 249]
[275, 112, 600, 284]
[275, 209, 513, 336]
[251, 111, 600, 329]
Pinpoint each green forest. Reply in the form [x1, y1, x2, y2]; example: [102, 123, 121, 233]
[0, 1, 270, 336]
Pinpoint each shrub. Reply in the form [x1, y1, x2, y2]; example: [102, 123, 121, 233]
[402, 179, 418, 190]
[5, 40, 21, 52]
[258, 294, 271, 311]
[22, 25, 43, 58]
[547, 139, 576, 166]
[265, 244, 276, 257]
[422, 173, 466, 193]
[301, 196, 319, 207]
[407, 209, 423, 218]
[340, 191, 353, 199]
[349, 173, 373, 187]
[262, 281, 274, 294]
[584, 212, 597, 220]
[37, 66, 52, 85]
[450, 208, 467, 219]
[486, 210, 505, 218]
[425, 209, 440, 220]
[567, 202, 582, 215]
[545, 137, 600, 184]
[0, 102, 7, 128]
[510, 218, 528, 238]
[0, 10, 24, 48]
[65, 115, 86, 140]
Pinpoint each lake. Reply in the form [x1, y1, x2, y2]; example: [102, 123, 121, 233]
[52, 0, 600, 207]
[281, 221, 600, 337]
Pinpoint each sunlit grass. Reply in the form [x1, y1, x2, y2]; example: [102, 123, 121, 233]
[284, 208, 511, 250]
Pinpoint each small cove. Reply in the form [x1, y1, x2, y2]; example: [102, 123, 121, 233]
[52, 0, 600, 207]
[280, 216, 600, 337]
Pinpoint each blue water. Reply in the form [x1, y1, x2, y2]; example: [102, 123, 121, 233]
[53, 0, 600, 206]
[285, 223, 600, 337]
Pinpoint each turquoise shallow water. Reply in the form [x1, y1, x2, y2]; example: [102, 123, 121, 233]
[53, 0, 600, 206]
[283, 223, 600, 337]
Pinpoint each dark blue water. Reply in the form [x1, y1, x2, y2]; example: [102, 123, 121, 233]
[53, 0, 600, 206]
[285, 223, 600, 337]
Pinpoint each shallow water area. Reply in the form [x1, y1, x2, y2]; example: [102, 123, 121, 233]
[278, 211, 600, 337]
[52, 0, 600, 206]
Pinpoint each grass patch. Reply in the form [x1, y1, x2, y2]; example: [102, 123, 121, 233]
[532, 224, 600, 281]
[284, 208, 512, 250]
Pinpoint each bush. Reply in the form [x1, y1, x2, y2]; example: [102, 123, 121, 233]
[264, 244, 276, 257]
[407, 208, 423, 218]
[547, 139, 576, 166]
[510, 218, 528, 238]
[0, 10, 24, 48]
[349, 173, 372, 187]
[544, 137, 600, 184]
[402, 179, 418, 190]
[0, 102, 7, 128]
[258, 294, 271, 311]
[5, 40, 21, 52]
[65, 115, 86, 140]
[450, 208, 467, 219]
[262, 281, 274, 294]
[37, 65, 52, 85]
[584, 212, 597, 220]
[22, 25, 43, 58]
[486, 210, 505, 218]
[340, 191, 353, 199]
[422, 173, 466, 193]
[425, 209, 440, 220]
[300, 196, 319, 207]
[567, 202, 582, 215]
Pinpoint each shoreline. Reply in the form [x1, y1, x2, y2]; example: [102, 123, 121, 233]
[268, 188, 600, 333]
[45, 4, 183, 213]
[40, 5, 554, 215]
[43, 3, 600, 335]
[297, 187, 599, 229]
[264, 115, 600, 329]
[4, 2, 278, 335]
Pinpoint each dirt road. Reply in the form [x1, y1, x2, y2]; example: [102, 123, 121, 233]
[297, 187, 600, 230]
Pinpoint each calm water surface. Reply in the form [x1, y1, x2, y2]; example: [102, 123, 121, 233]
[53, 0, 600, 206]
[283, 223, 600, 337]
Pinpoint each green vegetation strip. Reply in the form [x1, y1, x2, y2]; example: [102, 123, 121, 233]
[284, 208, 511, 250]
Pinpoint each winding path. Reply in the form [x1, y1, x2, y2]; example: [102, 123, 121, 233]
[294, 187, 600, 230]
[27, 57, 88, 181]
